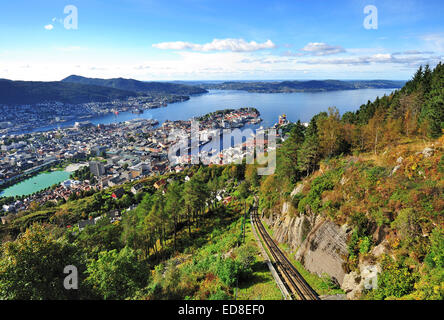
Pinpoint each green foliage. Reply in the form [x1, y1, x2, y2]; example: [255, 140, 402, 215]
[208, 288, 231, 300]
[276, 121, 306, 186]
[365, 166, 387, 185]
[235, 244, 257, 279]
[216, 257, 241, 287]
[76, 217, 123, 259]
[392, 208, 421, 243]
[85, 246, 149, 300]
[425, 228, 444, 269]
[319, 274, 340, 290]
[298, 169, 342, 214]
[0, 224, 89, 299]
[372, 258, 417, 300]
[359, 236, 372, 254]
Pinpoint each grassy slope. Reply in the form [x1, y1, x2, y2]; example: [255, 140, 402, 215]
[236, 216, 282, 300]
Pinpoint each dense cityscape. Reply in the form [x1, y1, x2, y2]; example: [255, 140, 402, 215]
[0, 94, 192, 135]
[0, 107, 263, 219]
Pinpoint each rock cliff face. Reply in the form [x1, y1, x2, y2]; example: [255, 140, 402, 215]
[264, 211, 314, 250]
[261, 184, 384, 299]
[262, 200, 350, 286]
[295, 218, 349, 285]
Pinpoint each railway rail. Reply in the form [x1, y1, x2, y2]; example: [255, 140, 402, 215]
[251, 207, 320, 300]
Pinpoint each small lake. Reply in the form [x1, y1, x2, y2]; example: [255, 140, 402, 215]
[0, 170, 71, 198]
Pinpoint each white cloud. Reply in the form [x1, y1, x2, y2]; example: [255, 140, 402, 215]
[44, 24, 54, 30]
[299, 52, 441, 68]
[301, 42, 346, 56]
[152, 38, 276, 52]
[393, 50, 434, 55]
[421, 33, 444, 52]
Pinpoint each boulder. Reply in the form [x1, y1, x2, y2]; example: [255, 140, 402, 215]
[282, 201, 290, 215]
[372, 225, 388, 245]
[371, 239, 389, 258]
[360, 263, 380, 291]
[390, 165, 401, 176]
[341, 271, 360, 293]
[290, 183, 304, 197]
[422, 147, 434, 158]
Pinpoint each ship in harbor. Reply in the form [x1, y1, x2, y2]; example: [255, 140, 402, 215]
[131, 109, 143, 114]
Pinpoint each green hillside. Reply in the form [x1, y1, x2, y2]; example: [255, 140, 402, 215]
[0, 79, 137, 105]
[202, 79, 405, 92]
[62, 75, 208, 96]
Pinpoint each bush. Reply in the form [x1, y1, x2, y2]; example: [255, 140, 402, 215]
[297, 169, 342, 214]
[216, 257, 241, 287]
[235, 244, 257, 279]
[359, 236, 372, 254]
[85, 246, 149, 300]
[424, 227, 444, 269]
[208, 288, 231, 300]
[319, 274, 340, 290]
[372, 258, 417, 299]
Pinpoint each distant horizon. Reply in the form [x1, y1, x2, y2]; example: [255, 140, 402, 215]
[1, 75, 409, 83]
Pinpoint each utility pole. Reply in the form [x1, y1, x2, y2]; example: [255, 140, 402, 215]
[242, 200, 247, 243]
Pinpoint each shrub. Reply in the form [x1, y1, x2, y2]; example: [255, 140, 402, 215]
[359, 236, 372, 254]
[216, 257, 241, 287]
[319, 274, 340, 290]
[208, 288, 231, 300]
[372, 258, 417, 299]
[424, 227, 444, 269]
[297, 169, 342, 214]
[235, 244, 257, 279]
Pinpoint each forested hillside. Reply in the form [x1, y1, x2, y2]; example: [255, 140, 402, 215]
[62, 75, 208, 96]
[202, 79, 405, 93]
[258, 63, 443, 300]
[0, 79, 137, 105]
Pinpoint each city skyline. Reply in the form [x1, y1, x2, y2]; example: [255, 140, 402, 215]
[1, 0, 443, 81]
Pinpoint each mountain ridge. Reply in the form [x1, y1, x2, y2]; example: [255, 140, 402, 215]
[0, 79, 137, 105]
[61, 75, 208, 96]
[201, 79, 405, 92]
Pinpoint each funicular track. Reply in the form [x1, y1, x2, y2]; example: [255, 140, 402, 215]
[251, 208, 320, 300]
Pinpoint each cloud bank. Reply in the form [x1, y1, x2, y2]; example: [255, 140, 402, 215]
[301, 42, 346, 56]
[153, 38, 276, 52]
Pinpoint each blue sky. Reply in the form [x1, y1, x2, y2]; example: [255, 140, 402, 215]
[0, 0, 443, 81]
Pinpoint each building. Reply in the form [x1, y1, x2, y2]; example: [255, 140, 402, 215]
[154, 179, 167, 190]
[74, 121, 93, 129]
[131, 183, 144, 195]
[1, 214, 14, 225]
[278, 114, 289, 125]
[89, 161, 105, 177]
[90, 145, 107, 157]
[78, 219, 95, 231]
[111, 188, 125, 199]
